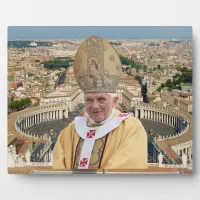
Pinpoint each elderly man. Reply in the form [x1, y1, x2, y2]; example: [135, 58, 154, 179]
[53, 35, 147, 170]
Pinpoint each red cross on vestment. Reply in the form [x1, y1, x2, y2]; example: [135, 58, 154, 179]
[118, 113, 128, 117]
[80, 158, 88, 167]
[86, 130, 96, 138]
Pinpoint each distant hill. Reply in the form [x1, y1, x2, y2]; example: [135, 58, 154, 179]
[8, 40, 53, 48]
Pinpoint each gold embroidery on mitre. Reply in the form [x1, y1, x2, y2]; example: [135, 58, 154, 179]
[73, 35, 122, 93]
[109, 55, 115, 61]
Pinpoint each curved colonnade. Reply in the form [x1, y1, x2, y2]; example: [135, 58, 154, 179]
[133, 104, 189, 141]
[10, 104, 68, 163]
[15, 104, 68, 140]
[133, 104, 192, 165]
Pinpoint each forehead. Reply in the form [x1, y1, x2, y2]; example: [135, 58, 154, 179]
[85, 92, 110, 99]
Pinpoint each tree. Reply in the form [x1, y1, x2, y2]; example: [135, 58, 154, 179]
[41, 57, 74, 70]
[176, 66, 182, 71]
[11, 95, 14, 102]
[125, 66, 129, 71]
[56, 72, 61, 77]
[28, 73, 33, 77]
[165, 79, 173, 86]
[8, 98, 31, 112]
[142, 65, 147, 72]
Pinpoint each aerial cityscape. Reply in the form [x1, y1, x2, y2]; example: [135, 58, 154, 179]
[7, 27, 192, 174]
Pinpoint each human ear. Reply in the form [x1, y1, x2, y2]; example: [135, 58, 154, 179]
[113, 96, 119, 107]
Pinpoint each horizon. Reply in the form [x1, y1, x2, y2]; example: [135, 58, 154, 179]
[8, 26, 192, 40]
[8, 38, 192, 41]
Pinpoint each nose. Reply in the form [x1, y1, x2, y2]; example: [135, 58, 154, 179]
[91, 100, 99, 109]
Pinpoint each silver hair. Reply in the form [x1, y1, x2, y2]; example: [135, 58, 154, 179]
[107, 93, 118, 99]
[84, 93, 117, 99]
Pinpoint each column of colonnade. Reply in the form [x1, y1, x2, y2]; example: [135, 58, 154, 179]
[174, 117, 176, 127]
[52, 111, 54, 120]
[141, 109, 144, 119]
[168, 115, 170, 125]
[171, 116, 173, 126]
[32, 115, 34, 125]
[24, 118, 26, 129]
[32, 114, 34, 124]
[143, 110, 145, 119]
[48, 111, 51, 120]
[135, 108, 138, 118]
[172, 116, 173, 126]
[174, 117, 176, 128]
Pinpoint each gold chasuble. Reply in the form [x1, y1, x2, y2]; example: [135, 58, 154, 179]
[53, 110, 148, 170]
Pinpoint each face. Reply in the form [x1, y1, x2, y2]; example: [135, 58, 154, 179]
[84, 93, 118, 123]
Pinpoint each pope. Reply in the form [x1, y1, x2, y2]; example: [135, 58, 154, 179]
[53, 35, 148, 170]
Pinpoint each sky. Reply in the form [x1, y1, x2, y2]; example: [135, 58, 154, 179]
[8, 26, 192, 40]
